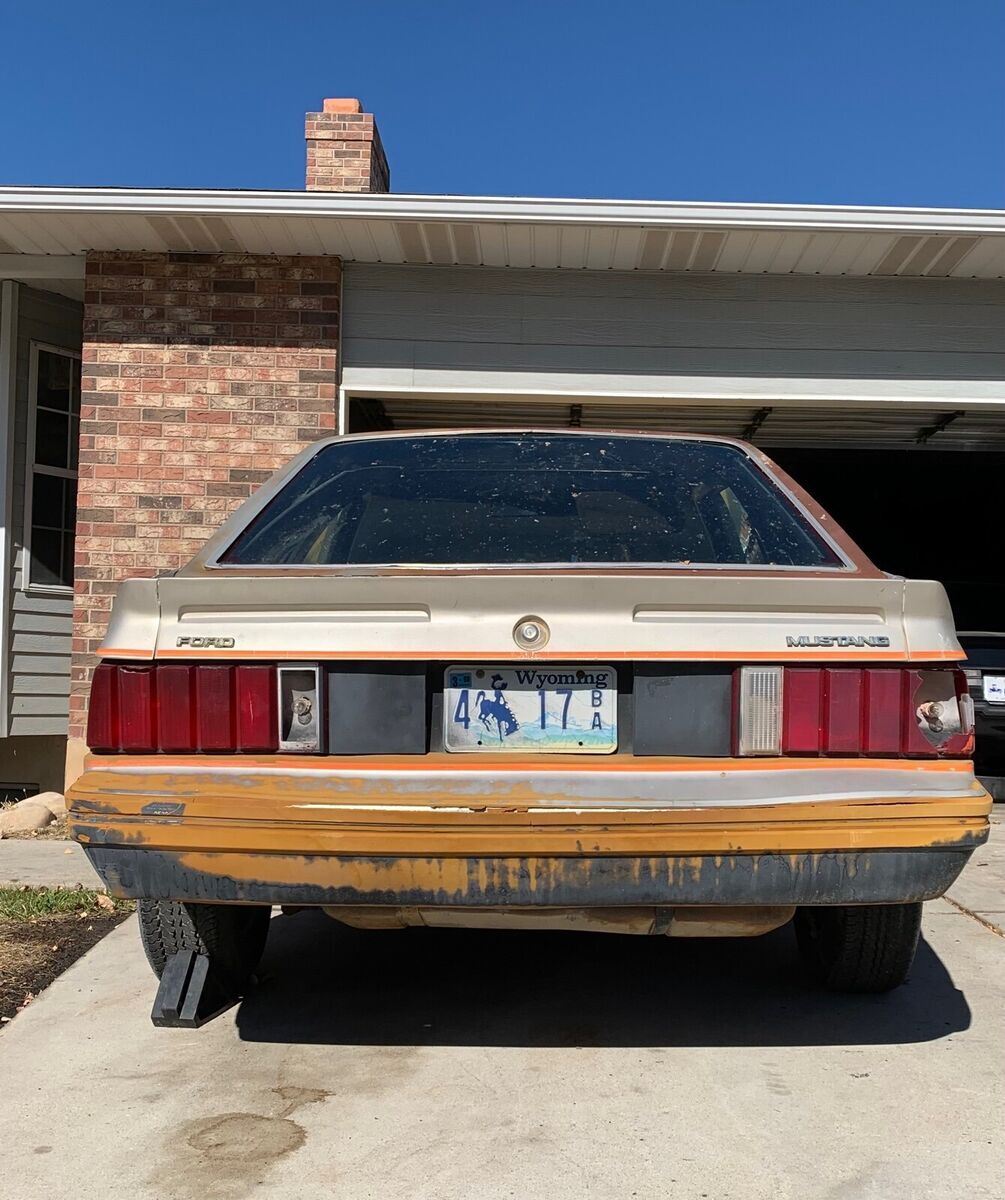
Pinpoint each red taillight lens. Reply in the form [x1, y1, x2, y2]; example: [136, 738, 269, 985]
[236, 665, 278, 752]
[195, 666, 235, 752]
[821, 669, 863, 754]
[86, 663, 119, 752]
[862, 669, 902, 755]
[156, 666, 195, 752]
[86, 662, 279, 754]
[781, 669, 821, 753]
[778, 666, 970, 758]
[118, 667, 156, 752]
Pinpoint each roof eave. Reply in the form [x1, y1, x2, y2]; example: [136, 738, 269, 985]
[2, 186, 1005, 236]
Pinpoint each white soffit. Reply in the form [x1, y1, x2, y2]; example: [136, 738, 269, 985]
[0, 188, 1004, 279]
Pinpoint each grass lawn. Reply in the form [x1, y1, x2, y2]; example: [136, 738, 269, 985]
[0, 887, 134, 1023]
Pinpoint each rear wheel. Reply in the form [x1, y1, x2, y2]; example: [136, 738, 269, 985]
[137, 900, 271, 992]
[794, 902, 922, 993]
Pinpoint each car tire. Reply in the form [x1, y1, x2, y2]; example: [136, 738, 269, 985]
[794, 902, 922, 993]
[137, 900, 271, 991]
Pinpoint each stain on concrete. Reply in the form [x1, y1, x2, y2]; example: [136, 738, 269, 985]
[186, 1112, 305, 1161]
[273, 1085, 330, 1119]
[156, 1084, 333, 1200]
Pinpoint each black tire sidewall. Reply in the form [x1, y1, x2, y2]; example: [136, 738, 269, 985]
[794, 902, 922, 993]
[138, 900, 271, 991]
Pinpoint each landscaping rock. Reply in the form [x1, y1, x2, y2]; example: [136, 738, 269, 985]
[0, 803, 55, 835]
[34, 792, 67, 819]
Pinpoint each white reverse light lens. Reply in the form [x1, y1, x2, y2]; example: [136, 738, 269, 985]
[738, 666, 783, 756]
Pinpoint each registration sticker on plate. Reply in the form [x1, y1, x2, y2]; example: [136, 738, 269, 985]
[983, 675, 1005, 703]
[444, 665, 617, 753]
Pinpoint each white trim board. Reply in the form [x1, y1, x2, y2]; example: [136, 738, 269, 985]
[22, 341, 81, 597]
[340, 369, 1005, 410]
[0, 282, 19, 737]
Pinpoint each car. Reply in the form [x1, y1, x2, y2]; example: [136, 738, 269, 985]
[958, 632, 1005, 800]
[68, 429, 991, 1012]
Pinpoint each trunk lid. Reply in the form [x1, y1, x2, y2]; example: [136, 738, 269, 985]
[104, 572, 961, 663]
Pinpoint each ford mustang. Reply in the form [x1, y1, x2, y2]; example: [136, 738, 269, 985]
[68, 430, 991, 1005]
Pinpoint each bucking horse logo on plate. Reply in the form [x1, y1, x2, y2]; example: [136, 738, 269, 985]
[476, 674, 520, 741]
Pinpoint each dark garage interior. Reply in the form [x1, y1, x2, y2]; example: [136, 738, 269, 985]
[770, 448, 1001, 634]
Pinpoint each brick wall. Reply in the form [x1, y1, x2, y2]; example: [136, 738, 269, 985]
[70, 252, 341, 739]
[306, 98, 390, 192]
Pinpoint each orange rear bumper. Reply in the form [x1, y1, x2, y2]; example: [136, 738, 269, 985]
[69, 755, 990, 907]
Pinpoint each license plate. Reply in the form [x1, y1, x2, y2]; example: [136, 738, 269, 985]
[983, 675, 1005, 703]
[444, 665, 617, 753]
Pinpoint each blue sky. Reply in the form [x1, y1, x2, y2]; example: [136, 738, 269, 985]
[2, 0, 1003, 206]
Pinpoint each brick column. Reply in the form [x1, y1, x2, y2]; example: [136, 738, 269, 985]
[306, 98, 390, 193]
[68, 252, 341, 764]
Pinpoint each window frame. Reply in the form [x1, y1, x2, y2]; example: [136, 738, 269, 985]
[22, 341, 81, 595]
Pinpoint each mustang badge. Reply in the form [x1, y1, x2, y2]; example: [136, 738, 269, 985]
[785, 635, 891, 648]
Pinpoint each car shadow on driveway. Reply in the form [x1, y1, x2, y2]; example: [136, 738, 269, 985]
[234, 909, 970, 1048]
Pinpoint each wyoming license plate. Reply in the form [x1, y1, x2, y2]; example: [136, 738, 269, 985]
[444, 665, 617, 753]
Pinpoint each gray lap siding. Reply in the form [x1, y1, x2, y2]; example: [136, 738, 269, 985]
[7, 285, 81, 736]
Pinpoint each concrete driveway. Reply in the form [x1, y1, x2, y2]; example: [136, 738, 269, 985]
[3, 827, 1003, 1200]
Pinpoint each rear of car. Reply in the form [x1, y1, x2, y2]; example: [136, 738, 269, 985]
[68, 431, 990, 1003]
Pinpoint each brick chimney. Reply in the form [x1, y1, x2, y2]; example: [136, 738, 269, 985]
[305, 98, 390, 192]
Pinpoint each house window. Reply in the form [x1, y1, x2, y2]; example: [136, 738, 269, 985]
[26, 345, 81, 590]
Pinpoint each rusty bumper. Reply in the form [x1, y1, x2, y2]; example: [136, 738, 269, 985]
[82, 844, 980, 907]
[69, 755, 991, 908]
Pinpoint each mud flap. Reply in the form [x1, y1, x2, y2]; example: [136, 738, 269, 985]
[150, 950, 239, 1029]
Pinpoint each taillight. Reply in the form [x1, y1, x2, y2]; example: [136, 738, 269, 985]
[744, 665, 972, 759]
[736, 667, 783, 755]
[821, 669, 863, 754]
[87, 664, 119, 751]
[195, 666, 234, 752]
[237, 665, 279, 752]
[87, 663, 280, 754]
[861, 669, 902, 755]
[157, 665, 195, 752]
[780, 668, 821, 753]
[901, 668, 973, 757]
[118, 666, 156, 752]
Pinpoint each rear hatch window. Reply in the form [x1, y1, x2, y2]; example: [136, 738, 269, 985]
[219, 434, 842, 568]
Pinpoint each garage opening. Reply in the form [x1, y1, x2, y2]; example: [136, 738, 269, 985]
[345, 396, 1005, 633]
[769, 448, 999, 631]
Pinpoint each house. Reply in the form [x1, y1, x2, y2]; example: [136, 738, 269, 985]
[0, 98, 1003, 791]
